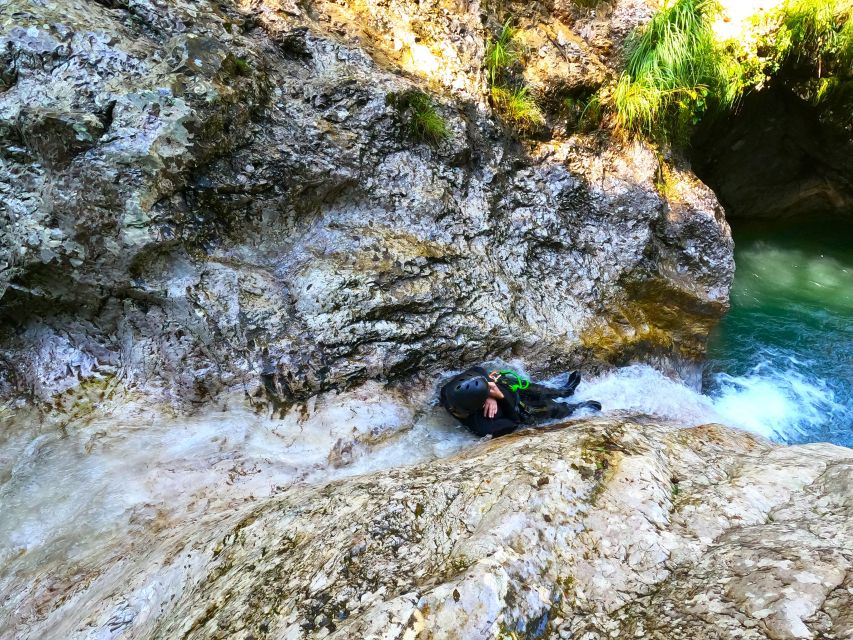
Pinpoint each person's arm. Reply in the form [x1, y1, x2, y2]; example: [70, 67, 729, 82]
[495, 383, 520, 420]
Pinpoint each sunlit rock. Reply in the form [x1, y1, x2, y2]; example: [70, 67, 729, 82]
[3, 415, 849, 639]
[0, 0, 734, 415]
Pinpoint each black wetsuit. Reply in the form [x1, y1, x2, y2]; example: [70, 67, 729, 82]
[439, 366, 591, 438]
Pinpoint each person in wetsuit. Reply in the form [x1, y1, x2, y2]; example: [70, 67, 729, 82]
[439, 365, 602, 437]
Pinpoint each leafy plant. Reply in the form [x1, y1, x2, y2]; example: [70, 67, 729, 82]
[613, 0, 740, 141]
[491, 85, 546, 132]
[773, 0, 853, 74]
[485, 19, 520, 84]
[388, 90, 449, 145]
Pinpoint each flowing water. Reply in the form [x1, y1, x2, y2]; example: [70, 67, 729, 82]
[705, 217, 852, 447]
[576, 217, 852, 447]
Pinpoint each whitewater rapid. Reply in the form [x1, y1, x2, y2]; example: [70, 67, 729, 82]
[1, 363, 836, 579]
[576, 363, 848, 444]
[2, 357, 847, 638]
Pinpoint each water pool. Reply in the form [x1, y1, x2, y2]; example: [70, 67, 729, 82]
[704, 217, 852, 446]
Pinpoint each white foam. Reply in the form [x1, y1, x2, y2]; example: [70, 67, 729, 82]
[573, 364, 722, 425]
[710, 363, 845, 442]
[572, 363, 847, 444]
[0, 359, 846, 635]
[0, 383, 473, 578]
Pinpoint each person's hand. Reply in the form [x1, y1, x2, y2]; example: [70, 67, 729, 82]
[487, 381, 504, 399]
[483, 397, 498, 418]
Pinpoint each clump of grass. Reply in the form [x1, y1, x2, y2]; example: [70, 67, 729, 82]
[773, 0, 853, 74]
[614, 0, 740, 141]
[485, 19, 520, 84]
[615, 0, 853, 140]
[491, 85, 546, 132]
[484, 19, 546, 134]
[814, 74, 853, 107]
[388, 90, 449, 145]
[770, 0, 853, 119]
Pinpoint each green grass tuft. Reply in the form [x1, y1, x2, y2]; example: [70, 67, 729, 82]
[484, 19, 546, 134]
[389, 90, 450, 145]
[771, 0, 853, 116]
[485, 19, 520, 85]
[491, 85, 546, 132]
[774, 0, 853, 71]
[614, 0, 739, 141]
[614, 0, 853, 140]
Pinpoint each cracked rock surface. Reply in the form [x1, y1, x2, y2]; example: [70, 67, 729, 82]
[0, 0, 732, 415]
[5, 416, 850, 639]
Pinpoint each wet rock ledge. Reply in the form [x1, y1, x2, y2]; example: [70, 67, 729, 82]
[12, 416, 851, 640]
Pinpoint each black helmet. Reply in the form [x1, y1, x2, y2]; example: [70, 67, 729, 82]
[443, 374, 490, 414]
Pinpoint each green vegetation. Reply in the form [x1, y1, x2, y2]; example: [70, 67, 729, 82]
[491, 85, 546, 132]
[479, 0, 850, 141]
[671, 480, 682, 498]
[771, 0, 853, 120]
[773, 0, 853, 73]
[613, 0, 738, 141]
[563, 92, 604, 133]
[485, 19, 546, 134]
[232, 56, 252, 76]
[485, 20, 521, 85]
[654, 151, 681, 200]
[223, 54, 253, 78]
[388, 90, 449, 145]
[613, 0, 853, 141]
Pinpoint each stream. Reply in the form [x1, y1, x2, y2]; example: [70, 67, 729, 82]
[573, 216, 852, 447]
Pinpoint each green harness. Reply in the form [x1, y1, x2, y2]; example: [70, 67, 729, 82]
[496, 369, 530, 392]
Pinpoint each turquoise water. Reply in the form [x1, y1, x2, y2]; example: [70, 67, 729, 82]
[704, 218, 853, 447]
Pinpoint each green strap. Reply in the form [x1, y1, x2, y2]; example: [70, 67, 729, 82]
[498, 369, 529, 392]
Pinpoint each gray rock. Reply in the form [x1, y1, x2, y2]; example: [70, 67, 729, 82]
[0, 0, 734, 414]
[4, 416, 849, 639]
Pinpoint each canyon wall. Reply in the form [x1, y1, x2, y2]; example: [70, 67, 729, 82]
[0, 0, 733, 420]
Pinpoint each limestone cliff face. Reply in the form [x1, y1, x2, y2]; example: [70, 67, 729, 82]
[6, 416, 851, 639]
[0, 0, 733, 415]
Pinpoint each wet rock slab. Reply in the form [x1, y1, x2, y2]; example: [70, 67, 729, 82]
[10, 416, 849, 639]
